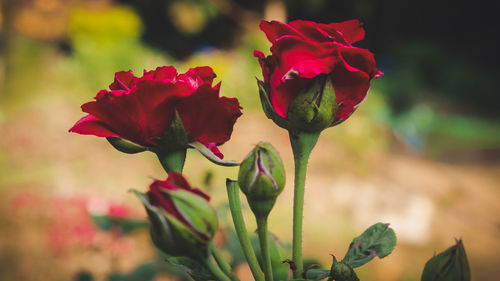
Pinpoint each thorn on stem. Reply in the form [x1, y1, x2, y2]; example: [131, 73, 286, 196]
[282, 259, 296, 271]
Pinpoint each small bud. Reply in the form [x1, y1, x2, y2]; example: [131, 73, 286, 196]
[330, 255, 360, 281]
[421, 239, 470, 281]
[133, 172, 218, 259]
[238, 142, 285, 218]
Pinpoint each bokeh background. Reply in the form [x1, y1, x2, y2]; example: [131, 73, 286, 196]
[1, 0, 499, 280]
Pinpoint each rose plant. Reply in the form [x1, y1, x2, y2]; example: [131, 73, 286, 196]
[70, 19, 470, 281]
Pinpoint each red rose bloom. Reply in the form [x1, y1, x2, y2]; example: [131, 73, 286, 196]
[255, 19, 381, 124]
[70, 66, 242, 158]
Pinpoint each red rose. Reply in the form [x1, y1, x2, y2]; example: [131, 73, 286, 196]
[70, 66, 242, 159]
[147, 172, 210, 220]
[135, 172, 218, 257]
[255, 19, 381, 128]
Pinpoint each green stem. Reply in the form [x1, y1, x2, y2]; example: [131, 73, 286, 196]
[226, 180, 265, 281]
[289, 131, 320, 278]
[211, 242, 241, 281]
[155, 148, 187, 173]
[256, 216, 273, 281]
[203, 255, 232, 281]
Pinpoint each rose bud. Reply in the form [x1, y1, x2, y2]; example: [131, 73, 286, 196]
[133, 172, 218, 259]
[255, 20, 382, 133]
[70, 66, 242, 172]
[329, 255, 360, 281]
[238, 142, 285, 218]
[421, 239, 470, 281]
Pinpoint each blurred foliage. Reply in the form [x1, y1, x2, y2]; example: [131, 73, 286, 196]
[69, 6, 142, 45]
[91, 214, 148, 234]
[65, 5, 168, 91]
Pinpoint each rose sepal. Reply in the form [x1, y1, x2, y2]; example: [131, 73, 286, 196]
[106, 137, 148, 154]
[287, 75, 337, 134]
[189, 141, 240, 167]
[257, 79, 291, 130]
[153, 109, 188, 173]
[166, 187, 218, 239]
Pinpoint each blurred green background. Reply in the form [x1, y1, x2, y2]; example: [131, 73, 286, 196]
[0, 0, 499, 281]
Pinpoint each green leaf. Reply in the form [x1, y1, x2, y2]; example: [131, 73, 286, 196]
[304, 268, 330, 280]
[189, 141, 240, 166]
[421, 239, 470, 281]
[107, 262, 157, 281]
[167, 256, 214, 281]
[342, 223, 396, 268]
[91, 215, 148, 235]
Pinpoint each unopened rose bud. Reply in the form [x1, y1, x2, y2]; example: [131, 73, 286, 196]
[133, 172, 218, 259]
[238, 142, 285, 218]
[330, 255, 359, 281]
[421, 239, 470, 281]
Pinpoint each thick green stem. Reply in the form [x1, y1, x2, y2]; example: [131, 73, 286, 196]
[203, 255, 232, 281]
[256, 216, 273, 281]
[155, 148, 187, 173]
[289, 131, 320, 278]
[226, 180, 265, 281]
[211, 242, 240, 281]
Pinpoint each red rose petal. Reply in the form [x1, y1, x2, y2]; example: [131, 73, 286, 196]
[254, 50, 276, 85]
[271, 35, 325, 78]
[82, 81, 183, 147]
[331, 49, 371, 119]
[176, 84, 242, 144]
[339, 47, 381, 78]
[151, 66, 178, 80]
[200, 141, 225, 160]
[290, 20, 346, 44]
[148, 181, 180, 216]
[260, 20, 305, 43]
[186, 66, 217, 85]
[69, 115, 118, 137]
[272, 76, 309, 117]
[166, 172, 210, 200]
[328, 20, 365, 44]
[166, 172, 192, 189]
[109, 71, 137, 90]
